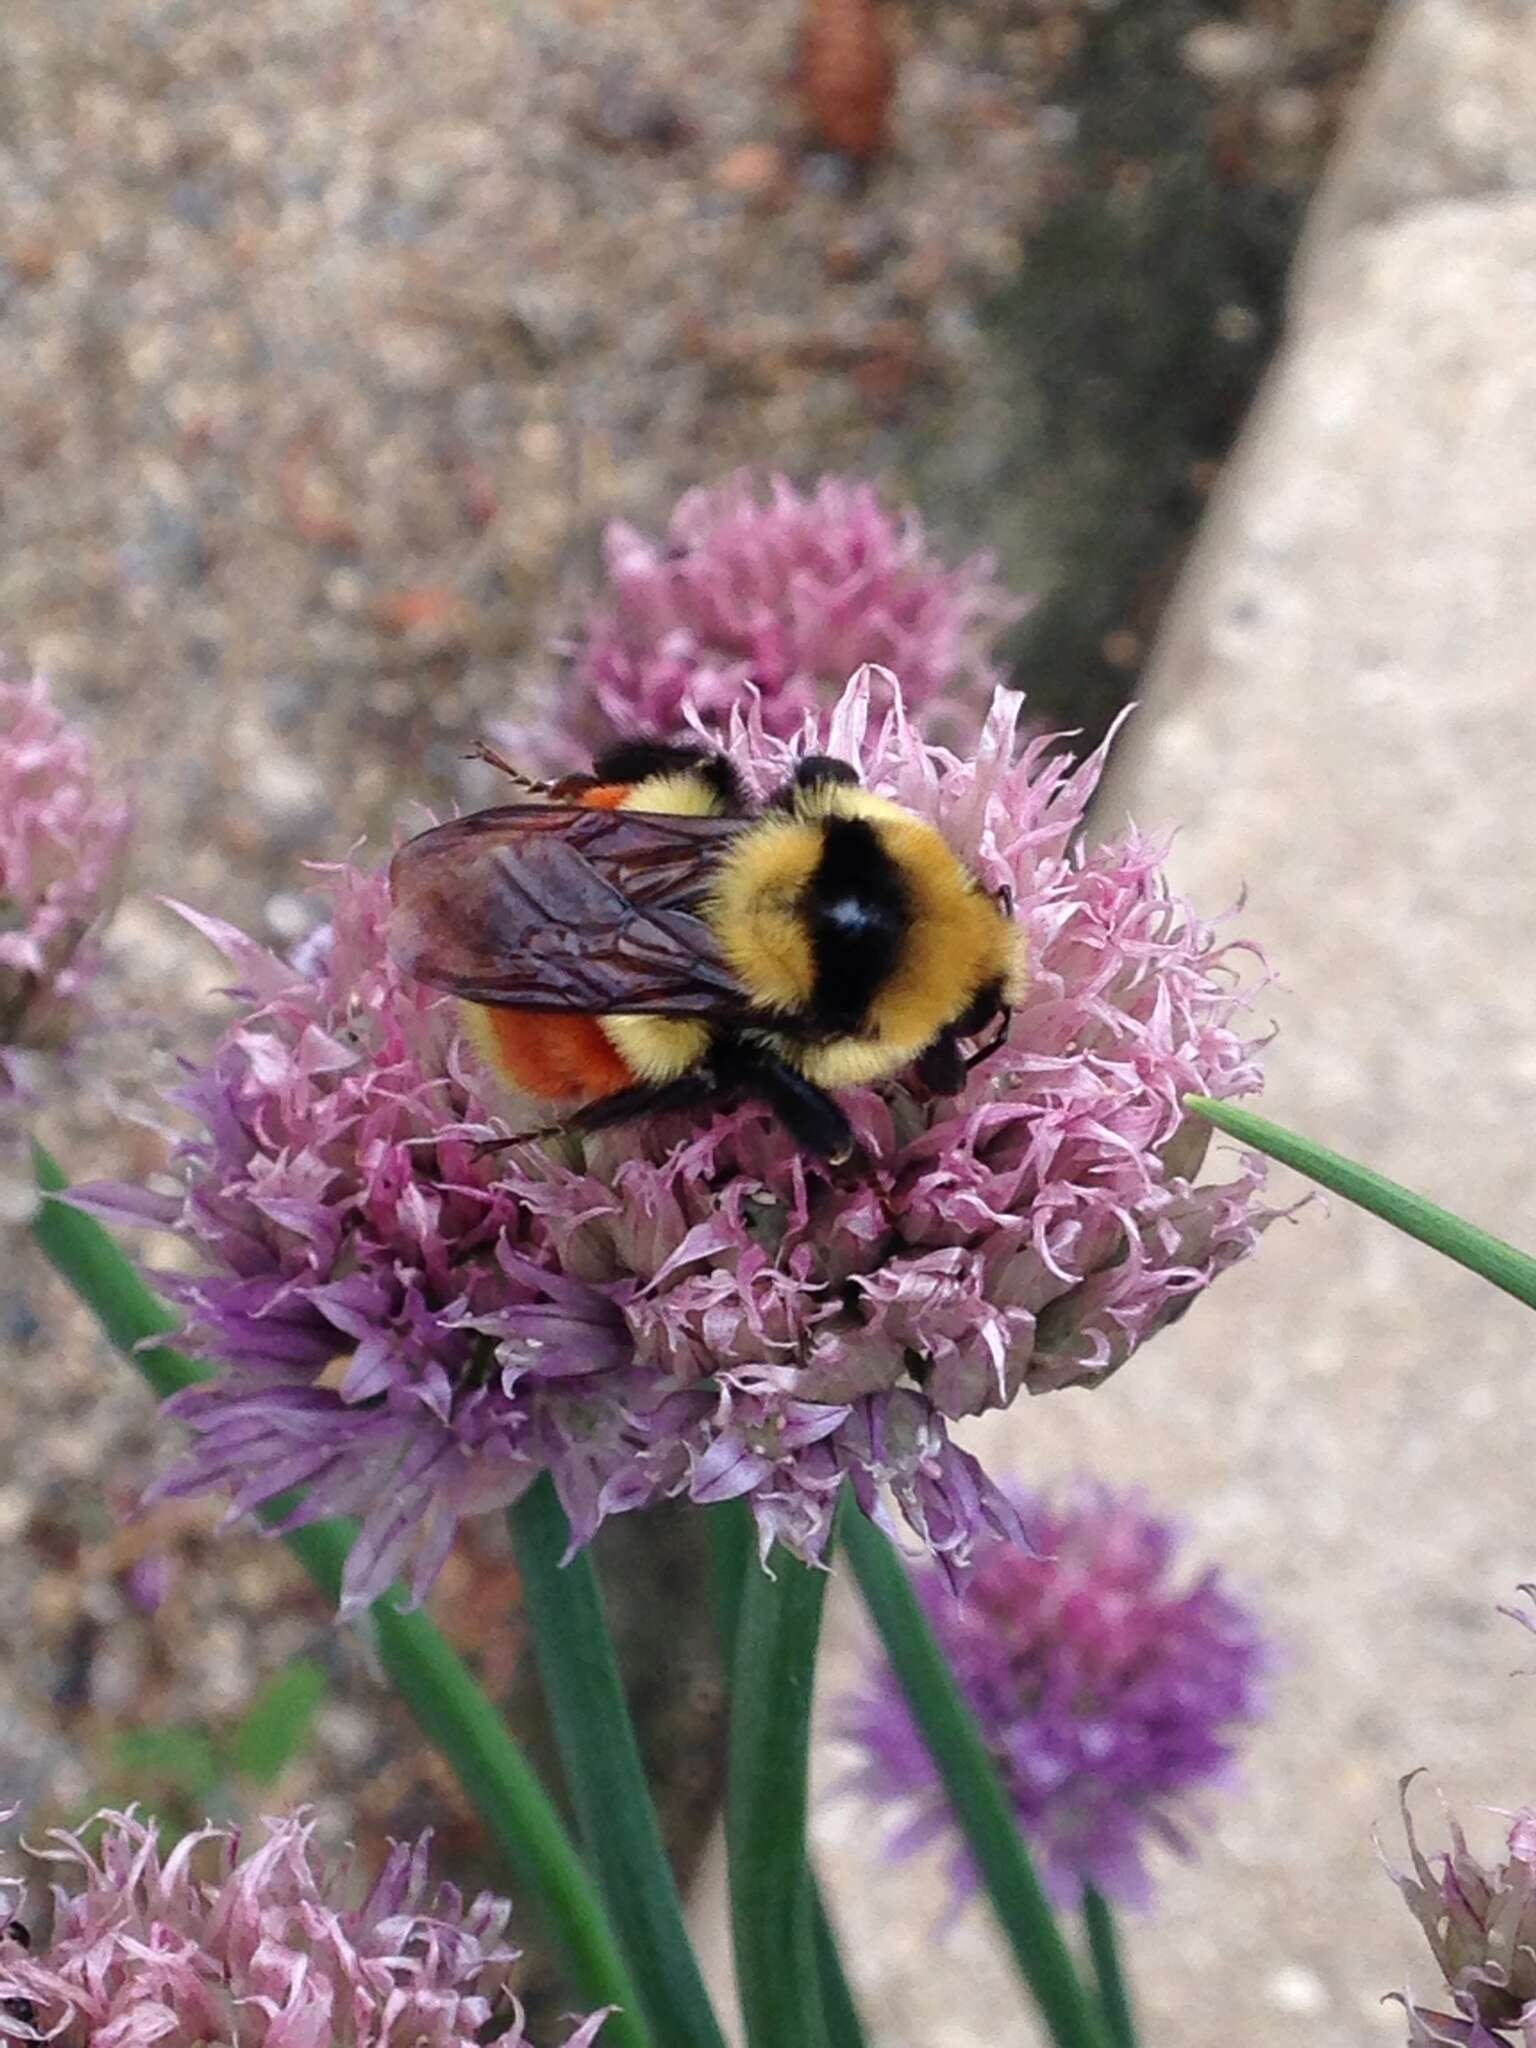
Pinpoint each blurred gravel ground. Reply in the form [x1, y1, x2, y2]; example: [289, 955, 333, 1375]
[0, 0, 1378, 2030]
[0, 0, 1082, 1900]
[1, 0, 1072, 960]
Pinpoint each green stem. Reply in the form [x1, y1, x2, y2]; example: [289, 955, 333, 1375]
[709, 1502, 866, 2048]
[1083, 1888, 1137, 2048]
[1186, 1094, 1536, 1311]
[707, 1491, 755, 1659]
[292, 1518, 645, 2040]
[507, 1478, 726, 2048]
[811, 1889, 866, 2048]
[30, 1144, 202, 1400]
[28, 1146, 648, 2048]
[842, 1507, 1111, 2048]
[728, 1541, 832, 2048]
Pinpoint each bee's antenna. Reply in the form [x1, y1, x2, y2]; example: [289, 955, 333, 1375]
[468, 739, 556, 794]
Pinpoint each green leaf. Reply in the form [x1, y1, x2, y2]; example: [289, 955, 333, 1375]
[707, 1492, 755, 1660]
[229, 1657, 328, 1786]
[728, 1540, 833, 2048]
[28, 1145, 650, 2048]
[709, 1501, 867, 2048]
[842, 1506, 1112, 2048]
[112, 1725, 222, 1803]
[508, 1476, 726, 2048]
[1083, 1887, 1137, 2048]
[1184, 1095, 1536, 1311]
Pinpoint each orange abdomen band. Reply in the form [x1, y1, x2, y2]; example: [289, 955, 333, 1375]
[466, 1006, 634, 1103]
[574, 782, 633, 811]
[461, 778, 638, 1104]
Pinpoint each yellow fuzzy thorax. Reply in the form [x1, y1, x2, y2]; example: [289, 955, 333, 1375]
[706, 816, 821, 1014]
[599, 768, 1022, 1090]
[708, 783, 1021, 1086]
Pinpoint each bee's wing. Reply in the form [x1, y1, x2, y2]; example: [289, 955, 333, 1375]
[387, 802, 750, 1016]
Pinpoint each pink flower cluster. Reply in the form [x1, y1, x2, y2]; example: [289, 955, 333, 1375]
[561, 472, 1022, 753]
[79, 671, 1268, 1612]
[0, 1804, 608, 2047]
[1386, 1778, 1536, 2045]
[0, 674, 129, 1055]
[74, 866, 637, 1615]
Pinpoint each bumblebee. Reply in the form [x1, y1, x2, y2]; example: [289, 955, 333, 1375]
[387, 741, 1022, 1162]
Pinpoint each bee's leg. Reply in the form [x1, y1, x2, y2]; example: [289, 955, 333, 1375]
[763, 1066, 858, 1164]
[723, 1042, 857, 1163]
[769, 754, 859, 810]
[472, 1124, 562, 1159]
[471, 1073, 726, 1158]
[565, 1070, 728, 1135]
[965, 1004, 1012, 1071]
[556, 1047, 859, 1166]
[913, 1024, 966, 1096]
[913, 1005, 1012, 1097]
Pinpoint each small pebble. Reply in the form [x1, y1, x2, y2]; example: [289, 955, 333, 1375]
[578, 73, 694, 154]
[823, 214, 900, 281]
[1035, 104, 1079, 148]
[0, 1294, 42, 1350]
[1258, 86, 1321, 147]
[798, 150, 863, 200]
[1180, 22, 1279, 87]
[315, 1703, 379, 1768]
[1213, 301, 1263, 346]
[1264, 1965, 1330, 2018]
[712, 142, 789, 199]
[263, 891, 318, 943]
[247, 752, 325, 818]
[0, 1171, 41, 1227]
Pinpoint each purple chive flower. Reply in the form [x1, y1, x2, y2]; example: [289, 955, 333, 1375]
[1384, 1778, 1536, 2045]
[839, 1484, 1269, 1908]
[491, 674, 1270, 1566]
[0, 674, 130, 1056]
[558, 472, 1023, 754]
[0, 1802, 609, 2046]
[79, 668, 1268, 1612]
[70, 863, 643, 1617]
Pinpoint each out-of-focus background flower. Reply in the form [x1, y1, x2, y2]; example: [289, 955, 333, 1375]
[0, 674, 132, 1223]
[839, 1483, 1270, 1909]
[3, 2, 1534, 2044]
